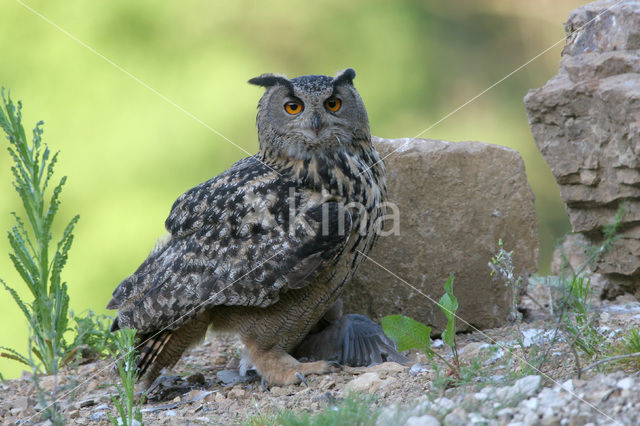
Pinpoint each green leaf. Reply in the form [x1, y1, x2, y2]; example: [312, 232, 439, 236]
[381, 314, 432, 355]
[0, 346, 31, 367]
[439, 274, 458, 349]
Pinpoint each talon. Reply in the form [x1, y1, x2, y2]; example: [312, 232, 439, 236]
[328, 360, 343, 370]
[261, 376, 269, 392]
[295, 372, 308, 387]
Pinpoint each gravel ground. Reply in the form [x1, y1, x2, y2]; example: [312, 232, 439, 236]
[2, 276, 640, 425]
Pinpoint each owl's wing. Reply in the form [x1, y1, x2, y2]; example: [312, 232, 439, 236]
[107, 157, 353, 333]
[293, 314, 411, 367]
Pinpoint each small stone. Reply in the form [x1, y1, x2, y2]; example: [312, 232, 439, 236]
[513, 375, 542, 397]
[214, 392, 226, 403]
[344, 372, 382, 394]
[540, 414, 561, 426]
[521, 397, 538, 411]
[89, 411, 106, 421]
[496, 407, 513, 422]
[93, 403, 109, 411]
[409, 363, 430, 376]
[67, 409, 79, 419]
[270, 386, 289, 397]
[405, 414, 440, 426]
[378, 377, 399, 391]
[433, 397, 455, 413]
[229, 387, 245, 398]
[368, 362, 407, 377]
[473, 392, 487, 401]
[172, 396, 181, 403]
[562, 379, 574, 392]
[443, 408, 467, 426]
[467, 413, 487, 424]
[617, 377, 634, 390]
[523, 410, 540, 425]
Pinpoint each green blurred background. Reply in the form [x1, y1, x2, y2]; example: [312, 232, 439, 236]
[0, 0, 584, 379]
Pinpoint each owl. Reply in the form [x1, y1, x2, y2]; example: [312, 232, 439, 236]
[106, 69, 391, 388]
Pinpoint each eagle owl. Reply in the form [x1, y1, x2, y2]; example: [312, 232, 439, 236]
[107, 69, 388, 387]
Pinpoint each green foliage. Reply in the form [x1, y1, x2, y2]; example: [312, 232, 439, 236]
[380, 315, 432, 355]
[108, 328, 144, 426]
[489, 239, 523, 322]
[0, 88, 79, 375]
[70, 310, 118, 360]
[438, 274, 459, 367]
[382, 274, 460, 376]
[246, 393, 378, 426]
[563, 275, 600, 357]
[625, 328, 640, 355]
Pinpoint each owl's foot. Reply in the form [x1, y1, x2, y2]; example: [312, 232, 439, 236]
[246, 341, 336, 386]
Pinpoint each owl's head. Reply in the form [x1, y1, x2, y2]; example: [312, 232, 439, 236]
[249, 69, 370, 160]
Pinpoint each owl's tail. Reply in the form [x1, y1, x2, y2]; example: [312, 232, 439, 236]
[134, 315, 211, 388]
[136, 330, 173, 383]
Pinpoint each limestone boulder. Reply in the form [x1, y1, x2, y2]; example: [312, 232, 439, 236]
[524, 0, 640, 297]
[340, 137, 539, 333]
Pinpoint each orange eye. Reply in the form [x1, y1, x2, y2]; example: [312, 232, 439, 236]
[324, 96, 341, 112]
[284, 99, 303, 115]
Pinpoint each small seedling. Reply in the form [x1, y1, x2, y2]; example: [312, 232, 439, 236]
[70, 310, 118, 361]
[382, 274, 460, 376]
[108, 328, 144, 426]
[489, 239, 522, 322]
[439, 274, 459, 369]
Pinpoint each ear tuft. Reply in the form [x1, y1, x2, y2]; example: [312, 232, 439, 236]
[248, 74, 294, 92]
[333, 68, 356, 88]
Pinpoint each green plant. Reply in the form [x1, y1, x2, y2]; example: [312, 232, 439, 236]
[246, 393, 378, 426]
[489, 239, 523, 322]
[625, 328, 640, 355]
[562, 275, 601, 357]
[0, 89, 79, 374]
[108, 328, 144, 426]
[439, 274, 459, 369]
[70, 310, 118, 361]
[382, 274, 460, 376]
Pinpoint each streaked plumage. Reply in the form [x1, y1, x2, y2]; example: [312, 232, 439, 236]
[107, 69, 388, 387]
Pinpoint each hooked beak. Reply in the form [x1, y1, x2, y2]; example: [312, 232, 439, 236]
[312, 113, 321, 136]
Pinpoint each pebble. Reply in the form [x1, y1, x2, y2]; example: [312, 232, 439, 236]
[512, 375, 542, 397]
[409, 363, 430, 376]
[89, 411, 106, 421]
[405, 414, 441, 426]
[344, 372, 382, 393]
[442, 407, 467, 425]
[617, 377, 634, 390]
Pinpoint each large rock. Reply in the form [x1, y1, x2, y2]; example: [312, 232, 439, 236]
[340, 137, 539, 332]
[524, 0, 640, 298]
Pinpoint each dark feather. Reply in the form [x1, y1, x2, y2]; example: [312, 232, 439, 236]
[293, 313, 410, 367]
[332, 68, 356, 89]
[248, 74, 294, 94]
